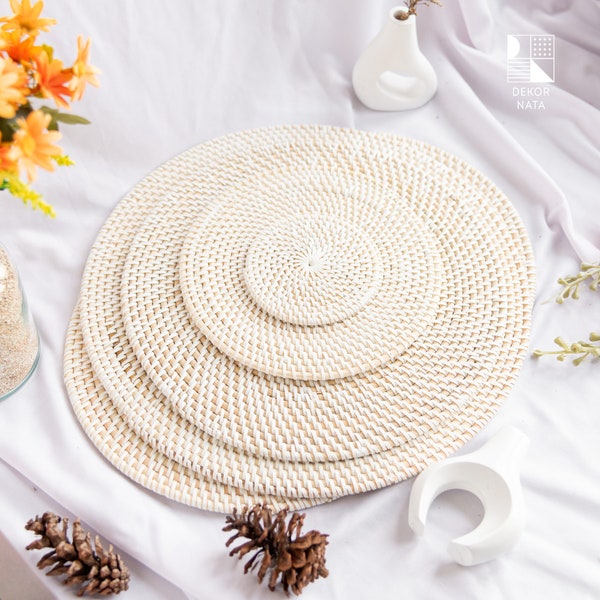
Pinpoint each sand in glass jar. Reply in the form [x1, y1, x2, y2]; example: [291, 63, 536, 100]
[0, 245, 39, 400]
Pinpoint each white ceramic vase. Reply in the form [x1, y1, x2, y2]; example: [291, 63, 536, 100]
[352, 6, 437, 111]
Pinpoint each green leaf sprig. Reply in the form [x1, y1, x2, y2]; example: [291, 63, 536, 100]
[534, 262, 600, 365]
[555, 262, 600, 303]
[533, 333, 600, 366]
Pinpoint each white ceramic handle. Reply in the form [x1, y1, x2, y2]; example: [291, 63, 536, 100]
[408, 426, 529, 566]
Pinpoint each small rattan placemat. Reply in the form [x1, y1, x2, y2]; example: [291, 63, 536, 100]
[65, 125, 534, 513]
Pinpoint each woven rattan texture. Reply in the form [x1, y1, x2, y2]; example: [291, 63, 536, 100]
[64, 312, 325, 512]
[65, 125, 535, 513]
[179, 171, 442, 380]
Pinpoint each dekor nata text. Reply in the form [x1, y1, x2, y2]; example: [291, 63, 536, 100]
[512, 86, 550, 110]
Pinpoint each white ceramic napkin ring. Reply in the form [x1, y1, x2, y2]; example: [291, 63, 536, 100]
[408, 426, 529, 566]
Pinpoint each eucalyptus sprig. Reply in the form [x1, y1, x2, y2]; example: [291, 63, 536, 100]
[555, 262, 600, 303]
[533, 334, 600, 366]
[534, 261, 600, 365]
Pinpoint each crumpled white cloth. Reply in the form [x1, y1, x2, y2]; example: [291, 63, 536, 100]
[0, 1, 599, 598]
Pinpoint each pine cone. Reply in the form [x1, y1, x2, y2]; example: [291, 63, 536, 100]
[224, 504, 329, 596]
[25, 512, 130, 596]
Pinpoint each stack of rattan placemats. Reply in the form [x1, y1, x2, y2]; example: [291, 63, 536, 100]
[64, 125, 535, 513]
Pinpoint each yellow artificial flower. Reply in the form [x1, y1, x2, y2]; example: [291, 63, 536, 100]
[0, 29, 41, 64]
[69, 36, 100, 101]
[0, 55, 28, 118]
[35, 49, 72, 108]
[0, 0, 56, 37]
[0, 133, 18, 172]
[13, 109, 62, 181]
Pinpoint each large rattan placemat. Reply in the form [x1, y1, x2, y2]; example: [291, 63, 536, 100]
[64, 125, 535, 513]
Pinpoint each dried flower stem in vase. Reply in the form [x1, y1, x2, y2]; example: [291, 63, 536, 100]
[397, 0, 443, 20]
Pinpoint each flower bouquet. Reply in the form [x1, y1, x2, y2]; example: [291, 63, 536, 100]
[0, 0, 99, 217]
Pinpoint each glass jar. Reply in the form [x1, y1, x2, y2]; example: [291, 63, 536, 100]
[0, 244, 39, 400]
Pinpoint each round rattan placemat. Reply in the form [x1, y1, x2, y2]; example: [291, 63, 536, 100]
[65, 125, 535, 513]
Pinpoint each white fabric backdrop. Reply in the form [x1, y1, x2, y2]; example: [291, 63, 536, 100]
[0, 0, 599, 598]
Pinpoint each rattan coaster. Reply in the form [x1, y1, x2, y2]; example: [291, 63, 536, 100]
[68, 125, 535, 512]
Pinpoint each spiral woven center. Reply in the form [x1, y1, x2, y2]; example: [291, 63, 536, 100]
[244, 214, 383, 326]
